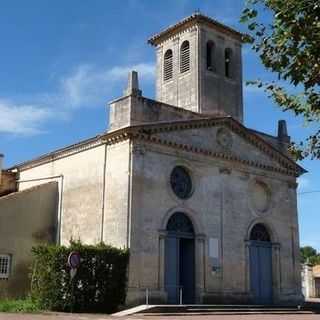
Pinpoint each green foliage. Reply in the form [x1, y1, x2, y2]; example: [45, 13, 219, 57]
[0, 298, 40, 313]
[241, 0, 320, 159]
[31, 241, 129, 314]
[300, 246, 320, 266]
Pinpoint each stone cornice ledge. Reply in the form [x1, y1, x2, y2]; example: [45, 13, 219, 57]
[133, 132, 299, 177]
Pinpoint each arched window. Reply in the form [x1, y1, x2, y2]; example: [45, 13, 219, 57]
[250, 224, 271, 242]
[225, 48, 233, 78]
[167, 212, 194, 234]
[180, 41, 190, 73]
[163, 49, 173, 81]
[206, 41, 215, 71]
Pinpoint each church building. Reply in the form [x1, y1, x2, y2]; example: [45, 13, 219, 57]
[0, 13, 305, 305]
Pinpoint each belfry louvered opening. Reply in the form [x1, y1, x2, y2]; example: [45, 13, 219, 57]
[225, 48, 233, 78]
[180, 41, 190, 73]
[163, 49, 173, 81]
[206, 41, 215, 71]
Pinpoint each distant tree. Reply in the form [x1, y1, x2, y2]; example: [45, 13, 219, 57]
[300, 246, 320, 265]
[240, 0, 320, 160]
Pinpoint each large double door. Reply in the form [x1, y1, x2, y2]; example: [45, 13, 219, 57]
[165, 236, 195, 304]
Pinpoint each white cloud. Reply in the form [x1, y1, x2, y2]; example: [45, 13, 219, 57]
[0, 100, 53, 135]
[298, 176, 311, 192]
[60, 63, 154, 109]
[0, 62, 155, 135]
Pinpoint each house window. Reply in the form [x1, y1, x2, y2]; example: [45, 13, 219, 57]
[206, 41, 215, 71]
[180, 41, 190, 73]
[225, 48, 232, 78]
[0, 254, 11, 279]
[163, 49, 173, 81]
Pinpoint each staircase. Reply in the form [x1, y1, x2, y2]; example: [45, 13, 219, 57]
[113, 304, 319, 317]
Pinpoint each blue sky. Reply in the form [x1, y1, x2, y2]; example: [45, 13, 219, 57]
[0, 0, 319, 250]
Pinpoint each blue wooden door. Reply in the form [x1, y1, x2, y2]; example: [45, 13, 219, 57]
[165, 237, 179, 304]
[180, 238, 195, 304]
[249, 241, 273, 304]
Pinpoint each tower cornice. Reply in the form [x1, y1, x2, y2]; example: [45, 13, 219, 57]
[148, 13, 244, 46]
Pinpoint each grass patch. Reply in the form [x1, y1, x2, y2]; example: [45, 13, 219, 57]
[0, 298, 41, 313]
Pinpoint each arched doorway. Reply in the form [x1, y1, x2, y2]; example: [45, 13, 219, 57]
[164, 212, 195, 304]
[249, 223, 273, 304]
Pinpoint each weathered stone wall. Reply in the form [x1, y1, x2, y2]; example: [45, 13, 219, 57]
[0, 182, 58, 298]
[103, 140, 131, 248]
[199, 25, 243, 121]
[18, 143, 106, 245]
[126, 137, 301, 305]
[155, 26, 199, 112]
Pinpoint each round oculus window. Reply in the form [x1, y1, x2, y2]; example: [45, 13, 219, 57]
[170, 166, 193, 199]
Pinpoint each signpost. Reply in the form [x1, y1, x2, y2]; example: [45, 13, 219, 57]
[67, 251, 80, 312]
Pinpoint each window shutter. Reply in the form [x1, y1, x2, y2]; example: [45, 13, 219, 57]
[180, 41, 190, 73]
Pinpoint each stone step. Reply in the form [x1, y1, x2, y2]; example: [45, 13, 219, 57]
[113, 304, 320, 317]
[138, 305, 302, 314]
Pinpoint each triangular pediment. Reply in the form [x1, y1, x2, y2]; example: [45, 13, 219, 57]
[127, 118, 304, 176]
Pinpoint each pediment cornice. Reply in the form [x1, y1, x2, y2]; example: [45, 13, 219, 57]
[104, 117, 305, 177]
[11, 117, 305, 177]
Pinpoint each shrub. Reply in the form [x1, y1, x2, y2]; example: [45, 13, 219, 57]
[31, 241, 129, 313]
[0, 298, 40, 313]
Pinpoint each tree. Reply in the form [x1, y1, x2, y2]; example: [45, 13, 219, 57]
[240, 0, 320, 160]
[300, 246, 320, 265]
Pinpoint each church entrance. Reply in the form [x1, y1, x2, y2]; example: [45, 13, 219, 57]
[249, 224, 273, 304]
[164, 212, 195, 304]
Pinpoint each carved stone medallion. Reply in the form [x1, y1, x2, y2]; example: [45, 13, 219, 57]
[250, 180, 271, 215]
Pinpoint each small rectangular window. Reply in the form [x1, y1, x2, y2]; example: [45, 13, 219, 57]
[0, 255, 11, 279]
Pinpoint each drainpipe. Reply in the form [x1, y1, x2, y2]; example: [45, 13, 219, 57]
[0, 154, 3, 185]
[100, 143, 108, 242]
[16, 174, 64, 245]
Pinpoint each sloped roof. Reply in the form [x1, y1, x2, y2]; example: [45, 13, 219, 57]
[0, 181, 57, 201]
[148, 13, 244, 46]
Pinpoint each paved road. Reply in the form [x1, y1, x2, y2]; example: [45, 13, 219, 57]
[0, 312, 320, 320]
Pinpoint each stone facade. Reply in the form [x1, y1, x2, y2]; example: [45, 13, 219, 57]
[0, 13, 305, 305]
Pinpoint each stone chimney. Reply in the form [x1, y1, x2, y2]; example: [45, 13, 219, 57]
[123, 71, 142, 96]
[277, 120, 290, 143]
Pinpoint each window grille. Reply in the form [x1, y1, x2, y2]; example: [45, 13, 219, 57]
[225, 48, 232, 78]
[250, 224, 271, 242]
[206, 41, 215, 71]
[167, 212, 194, 234]
[180, 41, 190, 73]
[163, 49, 173, 81]
[0, 255, 11, 279]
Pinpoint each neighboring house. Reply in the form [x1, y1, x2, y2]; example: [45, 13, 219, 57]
[302, 264, 320, 299]
[0, 13, 305, 305]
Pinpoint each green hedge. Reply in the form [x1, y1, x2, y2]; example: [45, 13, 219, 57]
[31, 241, 129, 313]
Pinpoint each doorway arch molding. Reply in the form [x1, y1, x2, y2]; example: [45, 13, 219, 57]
[160, 206, 204, 236]
[245, 218, 279, 243]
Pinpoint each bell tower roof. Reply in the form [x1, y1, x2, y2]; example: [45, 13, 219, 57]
[148, 12, 244, 46]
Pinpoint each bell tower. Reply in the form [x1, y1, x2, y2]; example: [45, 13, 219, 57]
[148, 13, 244, 122]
